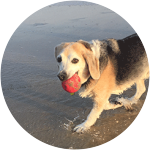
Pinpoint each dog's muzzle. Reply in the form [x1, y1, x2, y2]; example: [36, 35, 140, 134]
[57, 71, 67, 81]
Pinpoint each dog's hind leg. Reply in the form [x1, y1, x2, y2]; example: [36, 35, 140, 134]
[116, 79, 146, 110]
[104, 100, 123, 110]
[132, 79, 146, 100]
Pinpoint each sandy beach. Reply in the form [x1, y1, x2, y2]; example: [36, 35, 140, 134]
[1, 1, 149, 149]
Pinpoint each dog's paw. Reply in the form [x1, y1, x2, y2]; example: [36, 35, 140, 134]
[116, 97, 133, 111]
[73, 122, 90, 133]
[113, 100, 122, 105]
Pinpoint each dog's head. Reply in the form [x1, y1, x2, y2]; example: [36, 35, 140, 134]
[55, 40, 100, 84]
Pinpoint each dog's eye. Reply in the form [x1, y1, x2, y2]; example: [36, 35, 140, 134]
[57, 56, 62, 63]
[71, 58, 79, 64]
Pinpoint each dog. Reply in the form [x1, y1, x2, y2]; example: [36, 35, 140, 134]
[55, 33, 149, 133]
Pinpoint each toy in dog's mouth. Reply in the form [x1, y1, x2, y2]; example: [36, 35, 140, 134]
[62, 72, 81, 94]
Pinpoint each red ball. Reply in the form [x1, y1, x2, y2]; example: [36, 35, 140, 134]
[62, 73, 81, 93]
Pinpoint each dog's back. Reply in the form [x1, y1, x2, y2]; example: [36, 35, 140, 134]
[114, 34, 148, 85]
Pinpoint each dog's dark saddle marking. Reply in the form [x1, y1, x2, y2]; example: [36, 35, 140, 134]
[100, 34, 147, 85]
[81, 34, 147, 89]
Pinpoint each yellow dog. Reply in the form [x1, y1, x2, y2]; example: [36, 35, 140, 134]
[55, 34, 149, 133]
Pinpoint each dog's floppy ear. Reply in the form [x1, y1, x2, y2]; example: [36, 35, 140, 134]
[83, 51, 100, 80]
[78, 40, 100, 79]
[55, 43, 69, 59]
[77, 40, 92, 51]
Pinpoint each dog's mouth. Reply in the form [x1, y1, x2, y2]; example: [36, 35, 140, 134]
[63, 71, 79, 82]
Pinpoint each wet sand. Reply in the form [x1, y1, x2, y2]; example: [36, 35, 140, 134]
[1, 2, 149, 149]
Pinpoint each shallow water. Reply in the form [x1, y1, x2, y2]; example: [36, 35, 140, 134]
[2, 3, 135, 89]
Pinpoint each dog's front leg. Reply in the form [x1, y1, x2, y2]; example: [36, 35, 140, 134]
[73, 100, 106, 133]
[74, 60, 115, 133]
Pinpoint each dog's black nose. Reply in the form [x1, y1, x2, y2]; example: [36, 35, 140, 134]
[57, 71, 67, 81]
